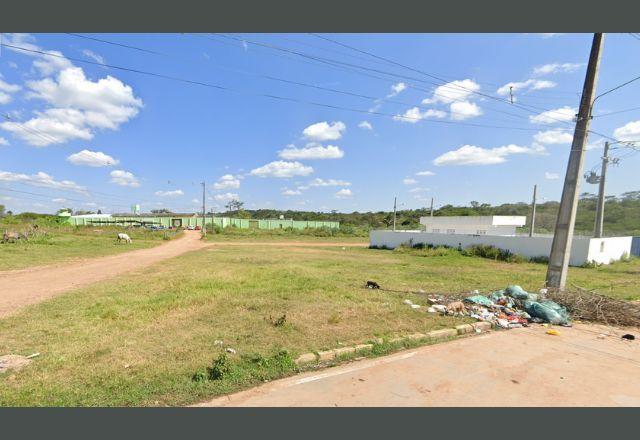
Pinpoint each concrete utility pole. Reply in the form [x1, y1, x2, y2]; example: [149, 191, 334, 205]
[201, 182, 206, 237]
[392, 196, 397, 232]
[529, 184, 537, 237]
[430, 197, 434, 218]
[594, 141, 610, 238]
[546, 33, 604, 290]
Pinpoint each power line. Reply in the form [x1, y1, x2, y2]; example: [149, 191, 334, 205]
[1, 40, 550, 132]
[65, 33, 165, 56]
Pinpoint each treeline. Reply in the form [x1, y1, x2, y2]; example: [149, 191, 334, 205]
[221, 191, 640, 236]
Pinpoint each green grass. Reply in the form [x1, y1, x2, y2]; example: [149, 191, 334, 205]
[0, 242, 638, 406]
[0, 226, 181, 271]
[205, 226, 368, 242]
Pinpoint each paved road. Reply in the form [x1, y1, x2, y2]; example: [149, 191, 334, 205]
[0, 231, 206, 317]
[197, 324, 640, 407]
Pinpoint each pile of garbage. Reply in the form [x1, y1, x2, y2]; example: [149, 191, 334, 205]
[425, 285, 571, 328]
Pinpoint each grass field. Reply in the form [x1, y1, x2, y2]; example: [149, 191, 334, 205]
[1, 240, 638, 406]
[0, 226, 181, 271]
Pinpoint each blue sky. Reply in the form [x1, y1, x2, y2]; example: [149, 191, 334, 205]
[1, 33, 639, 214]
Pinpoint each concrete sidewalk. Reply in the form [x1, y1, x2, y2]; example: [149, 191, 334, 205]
[197, 324, 640, 407]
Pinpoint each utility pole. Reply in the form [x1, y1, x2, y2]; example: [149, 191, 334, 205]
[201, 182, 206, 237]
[392, 196, 397, 232]
[594, 141, 610, 238]
[546, 33, 604, 290]
[529, 184, 537, 237]
[430, 197, 434, 218]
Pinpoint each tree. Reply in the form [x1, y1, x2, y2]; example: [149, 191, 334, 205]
[56, 208, 72, 215]
[97, 209, 102, 214]
[151, 208, 173, 214]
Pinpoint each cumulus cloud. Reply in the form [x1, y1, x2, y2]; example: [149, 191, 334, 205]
[82, 49, 105, 65]
[51, 198, 67, 203]
[415, 170, 435, 176]
[308, 178, 351, 187]
[0, 170, 87, 193]
[533, 130, 573, 145]
[278, 143, 344, 160]
[110, 169, 140, 187]
[613, 120, 640, 142]
[214, 192, 238, 202]
[393, 107, 446, 123]
[0, 78, 21, 104]
[533, 63, 583, 76]
[403, 178, 418, 185]
[496, 79, 556, 96]
[0, 108, 94, 146]
[3, 33, 73, 75]
[0, 137, 9, 146]
[250, 161, 313, 178]
[213, 174, 241, 190]
[422, 79, 480, 105]
[537, 33, 565, 38]
[433, 144, 545, 166]
[302, 121, 346, 141]
[358, 121, 373, 130]
[409, 187, 429, 193]
[387, 82, 407, 98]
[545, 172, 560, 180]
[335, 188, 353, 198]
[529, 106, 576, 124]
[67, 149, 119, 167]
[155, 189, 184, 197]
[450, 101, 483, 120]
[282, 188, 302, 196]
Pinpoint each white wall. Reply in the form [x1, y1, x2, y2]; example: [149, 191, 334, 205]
[586, 236, 633, 264]
[369, 230, 632, 266]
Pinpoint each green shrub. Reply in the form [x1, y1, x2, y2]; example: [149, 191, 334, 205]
[462, 244, 526, 263]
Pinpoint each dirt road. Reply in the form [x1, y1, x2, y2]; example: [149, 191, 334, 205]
[0, 235, 369, 318]
[197, 324, 640, 407]
[0, 231, 207, 318]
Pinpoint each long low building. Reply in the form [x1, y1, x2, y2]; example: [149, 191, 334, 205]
[61, 213, 339, 230]
[370, 230, 632, 266]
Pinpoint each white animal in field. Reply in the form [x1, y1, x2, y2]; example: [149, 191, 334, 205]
[117, 233, 132, 244]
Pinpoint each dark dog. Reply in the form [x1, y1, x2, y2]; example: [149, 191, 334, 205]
[366, 281, 380, 289]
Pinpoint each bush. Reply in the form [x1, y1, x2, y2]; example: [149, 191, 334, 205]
[393, 243, 456, 257]
[462, 244, 526, 263]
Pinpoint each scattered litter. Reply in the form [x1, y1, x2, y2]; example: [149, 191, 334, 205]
[214, 340, 224, 346]
[403, 299, 413, 305]
[26, 353, 40, 359]
[622, 334, 635, 341]
[410, 304, 421, 310]
[225, 348, 237, 354]
[539, 288, 548, 295]
[546, 329, 561, 336]
[432, 304, 447, 313]
[471, 289, 480, 295]
[366, 280, 380, 289]
[465, 295, 494, 307]
[124, 364, 131, 369]
[427, 307, 436, 313]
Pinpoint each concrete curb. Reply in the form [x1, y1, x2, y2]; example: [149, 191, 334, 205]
[294, 321, 494, 365]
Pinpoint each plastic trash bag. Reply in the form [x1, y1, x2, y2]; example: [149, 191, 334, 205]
[524, 300, 569, 325]
[505, 285, 530, 300]
[464, 295, 494, 307]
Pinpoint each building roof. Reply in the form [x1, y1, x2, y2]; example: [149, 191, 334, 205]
[420, 215, 526, 226]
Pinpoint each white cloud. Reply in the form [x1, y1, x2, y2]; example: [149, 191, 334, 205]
[393, 107, 446, 123]
[191, 198, 200, 204]
[533, 63, 583, 76]
[250, 161, 313, 178]
[335, 188, 353, 198]
[433, 144, 545, 166]
[302, 121, 346, 141]
[613, 120, 640, 142]
[403, 178, 418, 185]
[51, 198, 67, 203]
[8, 61, 18, 69]
[409, 187, 429, 193]
[82, 49, 105, 65]
[0, 170, 87, 193]
[422, 79, 480, 105]
[308, 178, 351, 187]
[0, 78, 21, 104]
[0, 137, 9, 146]
[110, 169, 140, 187]
[415, 170, 435, 176]
[213, 174, 241, 190]
[282, 188, 302, 196]
[387, 82, 407, 98]
[537, 33, 565, 38]
[358, 120, 373, 130]
[67, 149, 119, 167]
[545, 172, 560, 180]
[529, 106, 576, 124]
[0, 108, 94, 146]
[155, 189, 184, 197]
[3, 33, 73, 75]
[214, 192, 238, 202]
[450, 101, 483, 120]
[278, 143, 344, 160]
[533, 130, 573, 145]
[496, 79, 556, 96]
